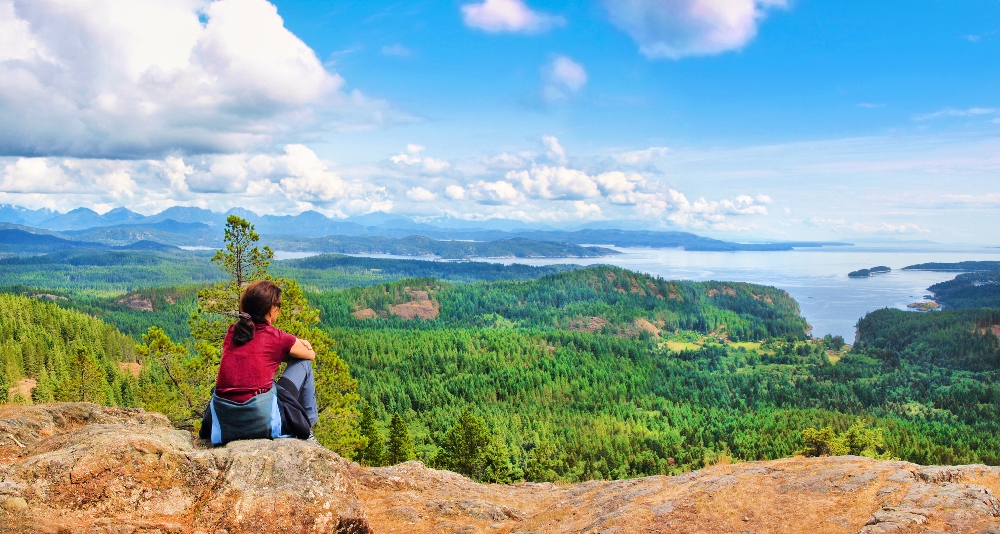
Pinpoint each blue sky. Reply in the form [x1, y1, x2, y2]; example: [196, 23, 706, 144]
[283, 0, 999, 156]
[0, 0, 998, 242]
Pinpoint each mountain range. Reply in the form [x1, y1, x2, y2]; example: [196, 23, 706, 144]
[0, 204, 851, 254]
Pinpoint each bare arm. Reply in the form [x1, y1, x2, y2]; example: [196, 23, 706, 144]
[288, 338, 316, 360]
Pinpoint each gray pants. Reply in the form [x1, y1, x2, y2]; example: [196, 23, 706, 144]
[281, 358, 319, 427]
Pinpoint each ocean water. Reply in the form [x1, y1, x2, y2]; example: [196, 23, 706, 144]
[273, 245, 1000, 340]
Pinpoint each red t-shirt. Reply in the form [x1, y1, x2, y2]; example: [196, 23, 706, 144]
[216, 323, 297, 403]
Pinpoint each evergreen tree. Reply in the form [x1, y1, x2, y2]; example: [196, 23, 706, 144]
[31, 368, 55, 404]
[524, 440, 562, 483]
[386, 413, 416, 465]
[183, 216, 360, 451]
[212, 214, 274, 288]
[435, 409, 490, 479]
[137, 327, 202, 427]
[355, 402, 385, 466]
[0, 369, 8, 404]
[71, 347, 104, 403]
[482, 438, 517, 484]
[272, 278, 360, 454]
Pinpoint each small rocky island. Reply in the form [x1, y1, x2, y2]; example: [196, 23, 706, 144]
[848, 265, 892, 278]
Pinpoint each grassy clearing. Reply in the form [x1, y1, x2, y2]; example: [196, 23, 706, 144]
[665, 341, 702, 352]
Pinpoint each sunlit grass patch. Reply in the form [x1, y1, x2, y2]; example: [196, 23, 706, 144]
[665, 341, 702, 352]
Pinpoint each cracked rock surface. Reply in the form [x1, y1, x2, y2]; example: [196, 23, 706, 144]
[2, 403, 1000, 533]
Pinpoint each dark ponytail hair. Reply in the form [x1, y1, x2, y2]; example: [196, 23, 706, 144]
[232, 280, 282, 346]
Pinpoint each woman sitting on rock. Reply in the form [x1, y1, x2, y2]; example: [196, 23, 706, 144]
[199, 280, 318, 445]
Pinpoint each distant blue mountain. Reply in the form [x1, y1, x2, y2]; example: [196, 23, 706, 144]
[36, 207, 145, 231]
[99, 207, 146, 225]
[0, 204, 853, 253]
[145, 206, 223, 226]
[0, 205, 59, 226]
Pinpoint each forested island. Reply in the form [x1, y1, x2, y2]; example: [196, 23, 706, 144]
[903, 261, 1000, 310]
[848, 265, 891, 278]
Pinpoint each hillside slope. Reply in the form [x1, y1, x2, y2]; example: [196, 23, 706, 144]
[1, 403, 998, 534]
[317, 266, 809, 340]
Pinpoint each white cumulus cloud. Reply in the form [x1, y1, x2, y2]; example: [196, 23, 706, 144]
[461, 0, 564, 34]
[468, 180, 523, 205]
[0, 0, 394, 158]
[603, 0, 788, 59]
[445, 185, 467, 200]
[508, 166, 601, 200]
[406, 187, 437, 202]
[391, 145, 452, 175]
[542, 136, 569, 165]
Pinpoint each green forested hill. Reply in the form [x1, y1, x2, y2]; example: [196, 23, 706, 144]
[0, 249, 223, 292]
[0, 250, 573, 295]
[312, 266, 808, 341]
[0, 252, 577, 341]
[308, 267, 999, 480]
[927, 271, 1000, 309]
[3, 256, 999, 483]
[0, 293, 139, 406]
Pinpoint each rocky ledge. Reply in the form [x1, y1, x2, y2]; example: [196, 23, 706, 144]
[1, 403, 999, 534]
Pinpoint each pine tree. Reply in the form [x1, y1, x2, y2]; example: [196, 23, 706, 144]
[355, 402, 385, 466]
[434, 409, 490, 479]
[524, 439, 562, 482]
[272, 278, 360, 454]
[386, 413, 415, 465]
[137, 327, 203, 427]
[482, 438, 517, 484]
[183, 216, 360, 450]
[0, 368, 8, 404]
[71, 347, 104, 404]
[212, 214, 274, 288]
[33, 367, 55, 404]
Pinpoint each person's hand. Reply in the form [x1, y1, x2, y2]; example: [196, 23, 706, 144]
[289, 338, 316, 360]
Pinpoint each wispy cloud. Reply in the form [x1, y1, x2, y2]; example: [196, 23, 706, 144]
[612, 147, 670, 165]
[914, 107, 998, 121]
[856, 103, 885, 109]
[964, 30, 997, 43]
[809, 218, 930, 234]
[943, 193, 1000, 205]
[541, 56, 587, 103]
[381, 44, 413, 58]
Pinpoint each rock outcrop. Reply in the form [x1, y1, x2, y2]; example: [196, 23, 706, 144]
[2, 403, 999, 534]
